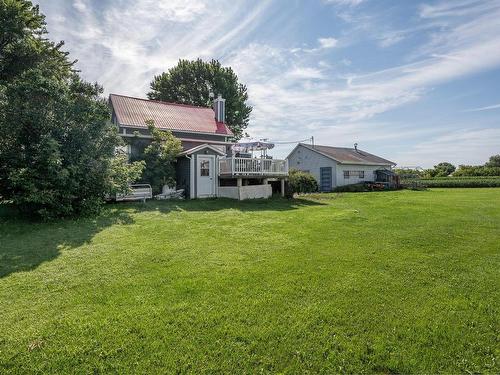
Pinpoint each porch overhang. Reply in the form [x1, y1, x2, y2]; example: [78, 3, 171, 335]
[180, 143, 226, 157]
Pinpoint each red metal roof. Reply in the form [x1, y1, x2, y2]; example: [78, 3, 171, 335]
[109, 94, 233, 136]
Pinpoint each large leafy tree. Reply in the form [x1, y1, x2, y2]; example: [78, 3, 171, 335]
[485, 154, 500, 167]
[148, 59, 252, 139]
[0, 0, 142, 218]
[0, 0, 72, 83]
[427, 162, 456, 177]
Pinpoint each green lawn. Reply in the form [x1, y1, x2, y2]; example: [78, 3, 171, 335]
[1, 189, 499, 374]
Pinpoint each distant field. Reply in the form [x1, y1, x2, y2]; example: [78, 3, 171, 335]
[1, 189, 499, 373]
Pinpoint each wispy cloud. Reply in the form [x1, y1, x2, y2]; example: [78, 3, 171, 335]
[37, 0, 274, 97]
[224, 0, 500, 165]
[324, 0, 365, 6]
[463, 103, 500, 112]
[419, 0, 499, 19]
[394, 127, 500, 167]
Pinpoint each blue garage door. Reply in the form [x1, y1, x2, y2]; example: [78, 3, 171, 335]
[320, 167, 332, 192]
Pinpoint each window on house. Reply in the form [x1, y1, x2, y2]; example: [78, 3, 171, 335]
[359, 171, 365, 178]
[344, 171, 350, 179]
[200, 160, 210, 176]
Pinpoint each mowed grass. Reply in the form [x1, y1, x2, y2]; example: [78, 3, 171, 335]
[0, 189, 499, 374]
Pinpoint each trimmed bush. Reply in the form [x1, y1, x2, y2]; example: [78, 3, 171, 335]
[333, 183, 368, 192]
[418, 177, 500, 188]
[427, 175, 500, 180]
[288, 169, 318, 194]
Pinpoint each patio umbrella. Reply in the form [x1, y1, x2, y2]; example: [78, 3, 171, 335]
[231, 138, 275, 153]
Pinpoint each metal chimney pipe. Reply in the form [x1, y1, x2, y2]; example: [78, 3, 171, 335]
[214, 94, 226, 123]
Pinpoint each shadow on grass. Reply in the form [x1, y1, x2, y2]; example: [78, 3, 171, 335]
[0, 197, 325, 279]
[110, 196, 327, 215]
[0, 203, 135, 279]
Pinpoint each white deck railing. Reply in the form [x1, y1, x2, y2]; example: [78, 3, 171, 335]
[219, 157, 288, 176]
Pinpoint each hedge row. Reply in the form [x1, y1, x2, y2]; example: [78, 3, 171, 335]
[416, 178, 500, 188]
[429, 175, 500, 180]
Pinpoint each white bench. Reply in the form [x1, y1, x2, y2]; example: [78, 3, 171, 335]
[116, 184, 152, 202]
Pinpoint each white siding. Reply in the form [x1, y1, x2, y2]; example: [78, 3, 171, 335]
[335, 164, 391, 187]
[287, 145, 393, 189]
[287, 144, 337, 189]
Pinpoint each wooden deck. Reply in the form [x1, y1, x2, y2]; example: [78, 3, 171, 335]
[218, 157, 288, 177]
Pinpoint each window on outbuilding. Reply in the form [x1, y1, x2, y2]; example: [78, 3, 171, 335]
[344, 170, 365, 179]
[200, 160, 210, 176]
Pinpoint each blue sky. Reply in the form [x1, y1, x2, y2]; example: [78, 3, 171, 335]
[36, 0, 500, 167]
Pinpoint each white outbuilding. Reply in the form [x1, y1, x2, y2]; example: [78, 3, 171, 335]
[287, 143, 396, 192]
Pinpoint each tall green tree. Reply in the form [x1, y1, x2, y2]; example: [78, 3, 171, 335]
[0, 0, 142, 218]
[148, 59, 252, 139]
[0, 0, 73, 83]
[431, 162, 456, 177]
[485, 154, 500, 167]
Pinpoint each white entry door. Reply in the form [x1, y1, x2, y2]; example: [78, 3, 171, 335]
[197, 155, 215, 197]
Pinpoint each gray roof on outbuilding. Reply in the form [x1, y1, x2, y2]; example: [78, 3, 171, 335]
[295, 143, 396, 166]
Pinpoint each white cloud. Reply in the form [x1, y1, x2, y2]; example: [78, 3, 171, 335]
[318, 37, 338, 49]
[286, 67, 324, 79]
[73, 0, 86, 13]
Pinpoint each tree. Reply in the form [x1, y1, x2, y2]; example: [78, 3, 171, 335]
[141, 120, 183, 194]
[485, 154, 500, 167]
[433, 162, 456, 177]
[148, 59, 252, 139]
[0, 1, 140, 218]
[0, 68, 142, 218]
[0, 0, 73, 83]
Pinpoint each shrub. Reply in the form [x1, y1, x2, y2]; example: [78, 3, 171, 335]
[453, 165, 500, 177]
[107, 154, 145, 197]
[141, 120, 183, 194]
[288, 169, 318, 194]
[333, 183, 368, 192]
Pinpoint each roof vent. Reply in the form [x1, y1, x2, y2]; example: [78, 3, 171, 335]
[213, 94, 226, 123]
[354, 142, 358, 151]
